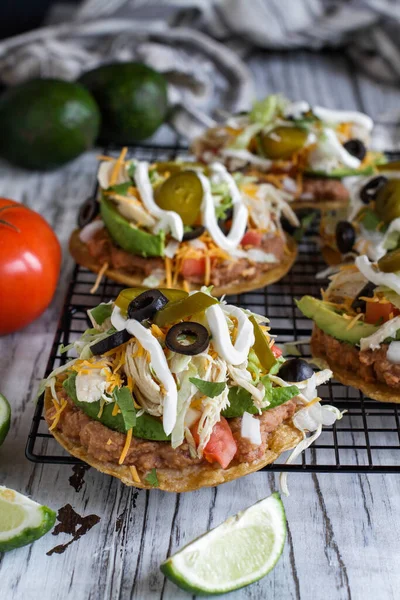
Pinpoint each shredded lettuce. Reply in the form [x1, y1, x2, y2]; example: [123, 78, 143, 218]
[107, 182, 131, 195]
[89, 302, 113, 327]
[376, 286, 400, 310]
[249, 94, 286, 126]
[222, 376, 299, 418]
[113, 387, 136, 430]
[359, 209, 382, 232]
[144, 468, 159, 487]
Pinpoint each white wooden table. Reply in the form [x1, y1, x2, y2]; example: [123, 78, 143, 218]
[2, 50, 400, 600]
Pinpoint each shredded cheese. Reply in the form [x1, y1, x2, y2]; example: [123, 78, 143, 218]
[90, 262, 109, 294]
[204, 251, 211, 286]
[183, 279, 190, 293]
[49, 400, 67, 431]
[129, 465, 141, 483]
[109, 147, 128, 186]
[165, 256, 172, 289]
[112, 403, 120, 417]
[118, 428, 133, 465]
[345, 313, 364, 330]
[106, 438, 112, 446]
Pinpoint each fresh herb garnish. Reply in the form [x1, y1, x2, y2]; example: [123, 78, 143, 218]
[89, 302, 113, 326]
[222, 376, 299, 418]
[144, 468, 159, 487]
[293, 211, 317, 242]
[107, 182, 131, 195]
[113, 387, 136, 430]
[189, 378, 227, 398]
[359, 209, 382, 232]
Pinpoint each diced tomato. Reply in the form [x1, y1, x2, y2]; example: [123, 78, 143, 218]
[181, 257, 206, 279]
[191, 417, 237, 469]
[271, 344, 282, 358]
[365, 301, 396, 325]
[241, 230, 263, 247]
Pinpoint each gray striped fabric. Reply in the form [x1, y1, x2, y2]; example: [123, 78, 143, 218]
[0, 0, 398, 139]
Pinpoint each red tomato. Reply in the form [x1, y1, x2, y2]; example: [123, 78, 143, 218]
[181, 257, 206, 279]
[365, 301, 395, 325]
[191, 417, 237, 469]
[0, 199, 61, 335]
[271, 344, 282, 358]
[241, 230, 263, 247]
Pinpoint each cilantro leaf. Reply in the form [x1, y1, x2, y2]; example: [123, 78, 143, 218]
[107, 182, 131, 195]
[359, 209, 382, 232]
[222, 376, 299, 418]
[293, 211, 317, 242]
[144, 468, 159, 487]
[113, 387, 136, 430]
[189, 378, 227, 398]
[89, 302, 113, 326]
[127, 161, 136, 180]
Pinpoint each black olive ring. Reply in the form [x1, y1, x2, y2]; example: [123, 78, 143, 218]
[343, 138, 366, 161]
[335, 221, 356, 254]
[165, 322, 209, 356]
[91, 329, 131, 356]
[182, 225, 206, 241]
[360, 176, 388, 205]
[78, 196, 99, 228]
[278, 358, 314, 383]
[127, 289, 168, 322]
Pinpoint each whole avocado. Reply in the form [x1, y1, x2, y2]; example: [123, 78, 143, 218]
[0, 79, 100, 170]
[79, 62, 168, 143]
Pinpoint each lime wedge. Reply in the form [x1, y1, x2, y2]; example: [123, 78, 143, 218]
[0, 393, 11, 446]
[160, 492, 286, 595]
[0, 486, 56, 552]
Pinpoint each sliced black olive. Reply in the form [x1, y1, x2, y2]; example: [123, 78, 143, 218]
[127, 289, 168, 322]
[278, 358, 314, 382]
[218, 207, 234, 234]
[335, 221, 356, 254]
[351, 281, 376, 313]
[182, 225, 206, 241]
[360, 176, 388, 205]
[165, 322, 209, 355]
[343, 139, 366, 161]
[280, 216, 296, 236]
[91, 329, 131, 355]
[78, 196, 99, 228]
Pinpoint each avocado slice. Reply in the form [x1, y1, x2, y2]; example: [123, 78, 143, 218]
[63, 373, 169, 441]
[100, 196, 165, 258]
[296, 296, 379, 345]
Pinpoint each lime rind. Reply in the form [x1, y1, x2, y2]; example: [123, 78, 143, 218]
[0, 393, 11, 446]
[0, 487, 56, 553]
[160, 492, 286, 596]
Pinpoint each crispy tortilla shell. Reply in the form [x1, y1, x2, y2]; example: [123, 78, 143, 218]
[311, 336, 400, 404]
[69, 229, 297, 297]
[45, 389, 302, 492]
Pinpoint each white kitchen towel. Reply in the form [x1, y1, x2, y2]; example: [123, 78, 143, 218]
[0, 0, 399, 141]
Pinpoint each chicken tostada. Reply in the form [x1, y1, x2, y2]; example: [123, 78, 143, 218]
[70, 150, 299, 296]
[42, 288, 340, 492]
[298, 254, 400, 403]
[192, 94, 385, 211]
[319, 168, 400, 266]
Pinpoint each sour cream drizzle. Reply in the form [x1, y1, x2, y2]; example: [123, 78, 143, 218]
[196, 163, 248, 255]
[134, 161, 184, 242]
[313, 106, 374, 132]
[125, 319, 178, 435]
[312, 129, 361, 170]
[206, 304, 255, 365]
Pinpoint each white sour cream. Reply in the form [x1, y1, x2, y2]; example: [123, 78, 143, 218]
[196, 163, 248, 255]
[356, 255, 400, 295]
[308, 129, 361, 172]
[125, 319, 178, 435]
[220, 148, 273, 169]
[241, 411, 262, 445]
[206, 304, 255, 365]
[134, 161, 184, 242]
[387, 341, 400, 364]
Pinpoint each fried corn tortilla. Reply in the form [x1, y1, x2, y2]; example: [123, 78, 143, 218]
[69, 230, 298, 297]
[45, 389, 302, 492]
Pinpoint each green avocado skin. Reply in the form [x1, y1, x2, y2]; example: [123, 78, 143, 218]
[63, 374, 169, 441]
[296, 296, 379, 345]
[79, 62, 168, 143]
[0, 79, 100, 170]
[100, 196, 165, 257]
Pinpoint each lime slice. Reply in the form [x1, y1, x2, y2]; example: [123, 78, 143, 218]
[160, 492, 286, 595]
[0, 393, 11, 446]
[0, 486, 56, 552]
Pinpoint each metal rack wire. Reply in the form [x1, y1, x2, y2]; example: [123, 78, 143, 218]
[26, 143, 400, 473]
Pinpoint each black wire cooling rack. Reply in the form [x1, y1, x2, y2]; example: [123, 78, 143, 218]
[26, 143, 400, 473]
